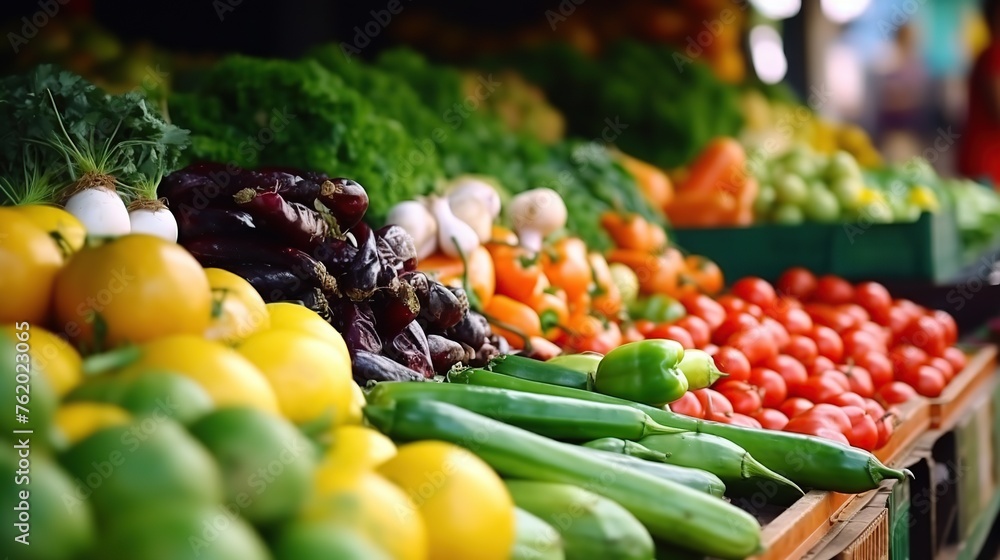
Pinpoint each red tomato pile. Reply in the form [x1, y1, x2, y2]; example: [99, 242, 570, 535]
[658, 268, 967, 452]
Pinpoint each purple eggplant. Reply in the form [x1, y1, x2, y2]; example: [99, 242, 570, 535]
[234, 188, 329, 250]
[384, 322, 435, 379]
[317, 178, 369, 230]
[340, 225, 381, 301]
[376, 225, 417, 272]
[427, 335, 467, 374]
[182, 237, 335, 293]
[175, 208, 261, 242]
[331, 300, 382, 355]
[352, 351, 424, 384]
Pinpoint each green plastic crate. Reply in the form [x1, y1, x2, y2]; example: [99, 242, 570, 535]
[672, 211, 962, 284]
[888, 478, 911, 560]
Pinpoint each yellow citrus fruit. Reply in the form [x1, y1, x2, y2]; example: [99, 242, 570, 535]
[0, 325, 81, 397]
[0, 208, 63, 324]
[307, 468, 427, 560]
[117, 335, 279, 414]
[237, 329, 353, 426]
[203, 268, 270, 344]
[378, 441, 516, 560]
[53, 234, 211, 349]
[54, 402, 131, 446]
[319, 425, 396, 471]
[15, 204, 86, 256]
[265, 302, 350, 356]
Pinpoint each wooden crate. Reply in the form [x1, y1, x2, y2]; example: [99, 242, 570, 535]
[929, 345, 997, 431]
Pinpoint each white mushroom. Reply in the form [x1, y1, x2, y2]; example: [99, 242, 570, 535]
[509, 188, 567, 252]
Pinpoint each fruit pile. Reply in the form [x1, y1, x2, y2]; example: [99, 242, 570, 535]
[161, 163, 501, 383]
[662, 268, 966, 451]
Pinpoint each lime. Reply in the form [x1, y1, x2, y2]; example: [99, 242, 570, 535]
[59, 420, 222, 519]
[272, 521, 391, 560]
[189, 407, 317, 526]
[96, 502, 270, 560]
[0, 330, 58, 450]
[0, 448, 95, 559]
[115, 370, 215, 425]
[774, 174, 808, 205]
[771, 204, 805, 225]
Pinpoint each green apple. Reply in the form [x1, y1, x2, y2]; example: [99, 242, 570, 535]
[772, 203, 805, 225]
[804, 186, 841, 223]
[831, 177, 864, 210]
[754, 183, 777, 216]
[774, 174, 809, 205]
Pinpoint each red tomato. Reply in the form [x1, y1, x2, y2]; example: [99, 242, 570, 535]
[810, 355, 837, 377]
[889, 344, 929, 378]
[877, 381, 919, 405]
[857, 321, 891, 348]
[680, 294, 726, 330]
[785, 335, 819, 366]
[675, 315, 711, 349]
[711, 346, 752, 383]
[942, 347, 967, 373]
[842, 405, 879, 451]
[815, 275, 855, 305]
[793, 375, 845, 403]
[842, 329, 883, 361]
[634, 319, 656, 336]
[712, 313, 758, 346]
[838, 364, 875, 398]
[863, 398, 886, 421]
[765, 354, 809, 391]
[810, 325, 845, 363]
[715, 380, 763, 415]
[827, 391, 867, 408]
[898, 365, 947, 398]
[875, 414, 894, 449]
[856, 351, 893, 388]
[771, 305, 814, 336]
[776, 267, 818, 300]
[646, 324, 695, 349]
[749, 367, 788, 408]
[668, 391, 704, 418]
[752, 408, 789, 430]
[926, 356, 955, 383]
[761, 317, 790, 350]
[620, 323, 645, 344]
[816, 369, 851, 392]
[731, 277, 778, 311]
[854, 282, 892, 325]
[716, 295, 753, 317]
[779, 397, 814, 418]
[784, 412, 851, 444]
[838, 304, 871, 326]
[805, 303, 856, 333]
[929, 310, 958, 346]
[901, 315, 947, 357]
[693, 388, 733, 415]
[702, 343, 719, 355]
[802, 403, 853, 432]
[894, 299, 925, 317]
[887, 306, 914, 342]
[728, 327, 779, 366]
[714, 412, 763, 429]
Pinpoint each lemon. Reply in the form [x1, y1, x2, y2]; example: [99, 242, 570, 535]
[14, 204, 86, 257]
[203, 268, 270, 344]
[117, 335, 279, 414]
[306, 468, 428, 560]
[266, 302, 350, 356]
[346, 380, 366, 425]
[378, 441, 516, 560]
[54, 402, 132, 446]
[1, 325, 82, 397]
[319, 425, 396, 471]
[0, 208, 63, 324]
[238, 329, 353, 425]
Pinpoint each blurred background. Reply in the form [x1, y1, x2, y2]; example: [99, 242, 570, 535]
[0, 0, 989, 179]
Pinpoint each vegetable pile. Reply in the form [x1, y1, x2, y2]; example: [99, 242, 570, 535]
[0, 66, 188, 240]
[160, 163, 503, 383]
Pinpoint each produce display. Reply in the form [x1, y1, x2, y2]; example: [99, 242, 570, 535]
[3, 12, 1000, 560]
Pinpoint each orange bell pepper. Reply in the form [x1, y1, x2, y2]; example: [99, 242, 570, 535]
[606, 248, 680, 296]
[541, 237, 593, 304]
[418, 246, 496, 309]
[684, 255, 724, 295]
[528, 287, 570, 339]
[599, 212, 668, 253]
[486, 242, 546, 304]
[556, 312, 623, 355]
[484, 295, 542, 350]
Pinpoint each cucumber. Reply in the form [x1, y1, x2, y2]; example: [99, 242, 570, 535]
[506, 481, 653, 560]
[512, 507, 565, 560]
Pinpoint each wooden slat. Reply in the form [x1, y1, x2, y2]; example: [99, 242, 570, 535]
[929, 345, 998, 431]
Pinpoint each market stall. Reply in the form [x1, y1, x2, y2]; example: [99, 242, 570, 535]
[2, 1, 1000, 559]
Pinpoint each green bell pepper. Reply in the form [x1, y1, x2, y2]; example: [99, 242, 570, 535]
[594, 340, 688, 406]
[628, 295, 686, 323]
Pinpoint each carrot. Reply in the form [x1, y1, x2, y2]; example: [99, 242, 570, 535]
[666, 189, 738, 227]
[678, 137, 747, 195]
[418, 246, 496, 309]
[617, 152, 674, 209]
[484, 295, 543, 350]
